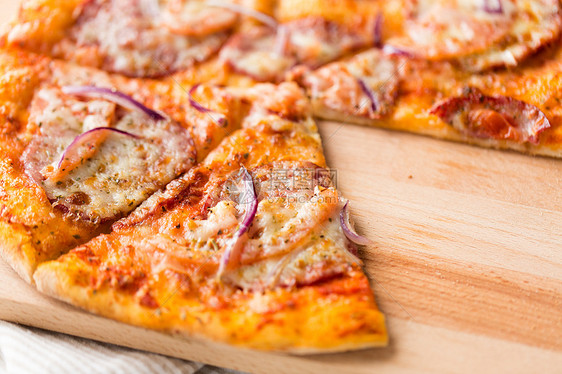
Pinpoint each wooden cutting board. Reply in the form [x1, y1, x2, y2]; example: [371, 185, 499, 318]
[0, 2, 561, 373]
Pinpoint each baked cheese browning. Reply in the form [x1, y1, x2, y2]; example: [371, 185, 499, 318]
[21, 85, 196, 224]
[386, 0, 562, 71]
[295, 49, 400, 120]
[220, 15, 378, 82]
[430, 88, 551, 144]
[239, 81, 313, 122]
[34, 82, 387, 351]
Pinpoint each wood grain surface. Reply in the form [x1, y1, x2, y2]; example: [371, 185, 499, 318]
[0, 2, 561, 373]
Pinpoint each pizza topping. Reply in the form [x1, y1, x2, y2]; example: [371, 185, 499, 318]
[373, 13, 383, 48]
[63, 0, 228, 77]
[22, 86, 196, 223]
[430, 90, 551, 144]
[222, 16, 373, 81]
[220, 27, 297, 82]
[387, 0, 514, 60]
[386, 0, 562, 71]
[159, 0, 238, 36]
[340, 201, 372, 246]
[206, 0, 278, 29]
[241, 82, 311, 121]
[224, 198, 360, 290]
[286, 17, 371, 68]
[241, 183, 339, 263]
[357, 79, 378, 114]
[188, 84, 227, 126]
[61, 86, 167, 121]
[301, 49, 399, 119]
[274, 25, 291, 57]
[483, 0, 504, 14]
[217, 166, 258, 278]
[382, 44, 414, 58]
[46, 127, 140, 182]
[219, 5, 373, 64]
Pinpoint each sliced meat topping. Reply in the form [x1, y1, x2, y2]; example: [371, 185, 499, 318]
[430, 89, 551, 144]
[118, 161, 358, 291]
[221, 162, 358, 290]
[219, 27, 296, 82]
[300, 49, 399, 119]
[22, 86, 196, 224]
[220, 16, 375, 81]
[285, 17, 373, 67]
[59, 0, 228, 77]
[385, 0, 561, 71]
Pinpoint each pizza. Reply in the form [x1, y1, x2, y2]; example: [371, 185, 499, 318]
[1, 0, 562, 355]
[34, 82, 387, 352]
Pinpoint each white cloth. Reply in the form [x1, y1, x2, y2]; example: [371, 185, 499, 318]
[0, 321, 241, 374]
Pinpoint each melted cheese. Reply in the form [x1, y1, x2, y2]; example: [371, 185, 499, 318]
[22, 87, 195, 223]
[136, 160, 354, 291]
[303, 49, 399, 119]
[220, 28, 296, 82]
[224, 201, 356, 290]
[387, 0, 561, 71]
[68, 0, 228, 77]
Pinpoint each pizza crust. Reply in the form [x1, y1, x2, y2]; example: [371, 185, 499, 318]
[0, 221, 37, 284]
[34, 255, 387, 353]
[311, 95, 562, 158]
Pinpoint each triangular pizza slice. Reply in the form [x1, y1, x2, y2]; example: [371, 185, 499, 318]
[34, 82, 387, 352]
[0, 49, 240, 282]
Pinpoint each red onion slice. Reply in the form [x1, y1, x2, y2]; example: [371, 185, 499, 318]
[205, 0, 278, 29]
[53, 127, 140, 178]
[382, 44, 413, 58]
[188, 84, 227, 126]
[340, 201, 372, 246]
[483, 0, 503, 14]
[61, 86, 166, 121]
[373, 13, 383, 48]
[217, 166, 258, 278]
[358, 79, 378, 113]
[274, 24, 290, 56]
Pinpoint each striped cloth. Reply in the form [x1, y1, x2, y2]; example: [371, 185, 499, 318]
[0, 321, 242, 374]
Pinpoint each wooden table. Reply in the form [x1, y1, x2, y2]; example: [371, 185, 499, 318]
[0, 2, 561, 373]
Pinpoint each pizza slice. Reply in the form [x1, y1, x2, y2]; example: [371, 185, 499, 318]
[33, 82, 387, 352]
[0, 49, 240, 282]
[293, 43, 562, 157]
